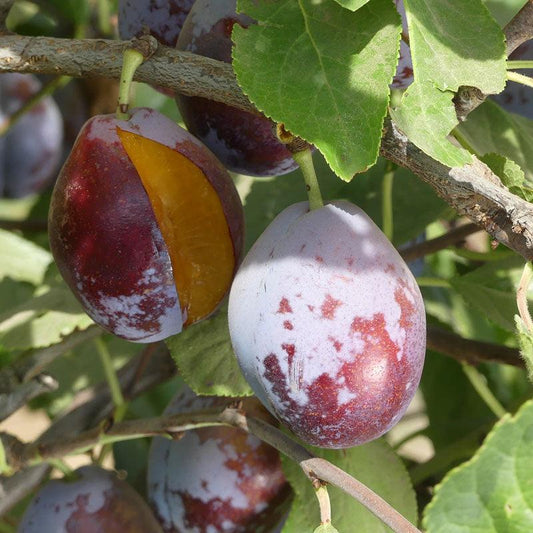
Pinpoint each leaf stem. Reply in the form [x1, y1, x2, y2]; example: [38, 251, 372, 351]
[315, 485, 332, 525]
[506, 71, 533, 89]
[292, 149, 323, 210]
[461, 363, 507, 419]
[507, 60, 533, 70]
[382, 162, 395, 241]
[517, 261, 533, 331]
[415, 277, 451, 289]
[116, 48, 144, 120]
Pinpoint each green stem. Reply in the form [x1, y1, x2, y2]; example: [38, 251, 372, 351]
[97, 0, 112, 36]
[0, 76, 70, 137]
[462, 363, 507, 418]
[382, 163, 395, 241]
[94, 337, 128, 463]
[0, 438, 7, 475]
[46, 458, 75, 479]
[116, 48, 145, 120]
[507, 60, 533, 70]
[292, 149, 323, 210]
[507, 71, 533, 90]
[95, 338, 125, 408]
[517, 261, 533, 331]
[415, 277, 452, 289]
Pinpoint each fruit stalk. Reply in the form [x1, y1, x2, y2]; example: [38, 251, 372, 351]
[116, 48, 144, 119]
[292, 148, 323, 210]
[506, 70, 533, 89]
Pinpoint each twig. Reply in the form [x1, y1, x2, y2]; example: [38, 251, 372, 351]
[0, 325, 102, 422]
[4, 408, 421, 533]
[0, 343, 176, 515]
[427, 324, 523, 368]
[504, 0, 533, 56]
[399, 223, 482, 262]
[1, 34, 531, 261]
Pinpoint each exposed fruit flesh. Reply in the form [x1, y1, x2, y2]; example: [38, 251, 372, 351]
[117, 128, 235, 325]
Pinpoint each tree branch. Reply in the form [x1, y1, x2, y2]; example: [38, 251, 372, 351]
[0, 342, 176, 515]
[504, 0, 533, 55]
[3, 407, 420, 533]
[399, 223, 482, 262]
[427, 324, 524, 368]
[1, 34, 532, 260]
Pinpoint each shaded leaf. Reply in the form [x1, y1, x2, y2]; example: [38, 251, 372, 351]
[456, 100, 533, 183]
[166, 305, 253, 397]
[281, 440, 417, 532]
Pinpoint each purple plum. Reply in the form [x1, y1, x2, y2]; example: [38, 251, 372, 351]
[228, 201, 426, 449]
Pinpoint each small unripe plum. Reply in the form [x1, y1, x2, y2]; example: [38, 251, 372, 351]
[19, 465, 163, 532]
[175, 0, 301, 177]
[228, 201, 426, 449]
[118, 0, 194, 47]
[0, 73, 63, 198]
[48, 107, 244, 342]
[147, 387, 290, 532]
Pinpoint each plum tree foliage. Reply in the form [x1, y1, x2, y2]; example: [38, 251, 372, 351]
[0, 0, 533, 532]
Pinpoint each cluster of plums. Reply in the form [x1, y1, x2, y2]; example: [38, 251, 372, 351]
[19, 0, 430, 530]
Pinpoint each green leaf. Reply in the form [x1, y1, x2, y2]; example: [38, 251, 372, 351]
[423, 399, 533, 532]
[0, 229, 52, 285]
[166, 305, 253, 397]
[234, 0, 401, 180]
[332, 0, 369, 10]
[403, 0, 506, 93]
[515, 315, 533, 382]
[47, 0, 89, 25]
[479, 153, 533, 202]
[281, 440, 417, 533]
[450, 255, 530, 332]
[390, 81, 472, 167]
[0, 286, 93, 350]
[314, 524, 340, 533]
[456, 100, 533, 183]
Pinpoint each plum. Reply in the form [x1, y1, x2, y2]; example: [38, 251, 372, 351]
[0, 73, 63, 198]
[48, 107, 244, 342]
[175, 0, 301, 177]
[228, 201, 426, 449]
[118, 0, 194, 47]
[19, 465, 163, 532]
[147, 386, 290, 532]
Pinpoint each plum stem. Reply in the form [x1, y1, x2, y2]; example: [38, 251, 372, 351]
[382, 162, 395, 241]
[506, 70, 533, 89]
[461, 363, 508, 419]
[116, 48, 144, 120]
[293, 148, 323, 210]
[507, 60, 533, 70]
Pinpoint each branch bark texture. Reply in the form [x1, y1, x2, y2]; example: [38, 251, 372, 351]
[1, 33, 532, 260]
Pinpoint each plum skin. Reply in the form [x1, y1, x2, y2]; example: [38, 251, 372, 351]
[19, 465, 163, 532]
[48, 107, 244, 343]
[0, 73, 63, 198]
[228, 201, 426, 449]
[147, 387, 290, 532]
[175, 0, 301, 177]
